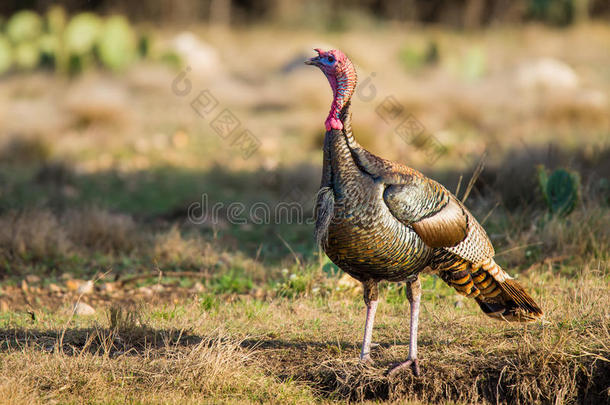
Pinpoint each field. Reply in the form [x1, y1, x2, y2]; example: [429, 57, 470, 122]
[0, 24, 609, 403]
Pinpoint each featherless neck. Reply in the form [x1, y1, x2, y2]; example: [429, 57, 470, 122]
[325, 61, 357, 131]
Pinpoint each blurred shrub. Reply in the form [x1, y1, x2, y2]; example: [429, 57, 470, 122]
[445, 46, 487, 80]
[65, 208, 140, 253]
[0, 209, 72, 263]
[153, 227, 215, 269]
[398, 41, 439, 72]
[0, 137, 51, 165]
[528, 0, 574, 25]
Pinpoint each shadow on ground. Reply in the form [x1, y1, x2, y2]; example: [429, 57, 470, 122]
[0, 326, 203, 357]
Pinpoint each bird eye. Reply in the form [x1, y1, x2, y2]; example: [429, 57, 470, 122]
[327, 56, 335, 63]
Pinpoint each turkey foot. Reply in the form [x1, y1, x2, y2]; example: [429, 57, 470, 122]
[359, 343, 379, 364]
[388, 358, 420, 377]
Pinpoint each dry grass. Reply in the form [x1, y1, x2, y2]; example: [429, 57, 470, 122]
[0, 267, 607, 404]
[0, 313, 313, 403]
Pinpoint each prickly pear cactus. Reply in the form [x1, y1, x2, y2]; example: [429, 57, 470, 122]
[6, 11, 42, 43]
[64, 13, 101, 55]
[14, 41, 39, 70]
[46, 6, 67, 35]
[97, 16, 136, 71]
[537, 166, 580, 217]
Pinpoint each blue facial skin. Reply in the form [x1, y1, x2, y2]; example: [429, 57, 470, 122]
[319, 55, 336, 67]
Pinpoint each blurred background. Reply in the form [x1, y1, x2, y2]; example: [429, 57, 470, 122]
[0, 0, 607, 304]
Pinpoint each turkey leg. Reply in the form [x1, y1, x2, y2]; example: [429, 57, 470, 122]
[359, 280, 379, 363]
[389, 277, 421, 376]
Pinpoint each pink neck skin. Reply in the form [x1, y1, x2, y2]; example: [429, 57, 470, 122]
[324, 63, 357, 131]
[325, 74, 343, 131]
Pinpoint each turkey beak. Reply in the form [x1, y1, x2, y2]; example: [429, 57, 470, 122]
[305, 56, 320, 66]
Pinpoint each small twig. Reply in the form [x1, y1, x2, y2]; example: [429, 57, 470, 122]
[276, 232, 301, 267]
[495, 242, 543, 257]
[254, 243, 263, 263]
[454, 174, 463, 198]
[481, 201, 500, 226]
[461, 152, 486, 204]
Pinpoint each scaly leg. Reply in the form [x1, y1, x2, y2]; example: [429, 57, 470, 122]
[359, 279, 379, 363]
[388, 278, 422, 376]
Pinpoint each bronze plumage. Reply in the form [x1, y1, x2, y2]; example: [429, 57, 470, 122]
[306, 49, 543, 376]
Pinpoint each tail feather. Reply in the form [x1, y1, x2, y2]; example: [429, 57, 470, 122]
[440, 256, 543, 322]
[473, 260, 543, 322]
[493, 278, 544, 321]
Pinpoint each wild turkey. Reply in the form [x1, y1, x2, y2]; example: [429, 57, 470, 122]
[305, 49, 543, 376]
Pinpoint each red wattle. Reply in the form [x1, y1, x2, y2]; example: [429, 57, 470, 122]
[325, 116, 343, 131]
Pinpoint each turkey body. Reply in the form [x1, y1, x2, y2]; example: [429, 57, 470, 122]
[323, 128, 433, 283]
